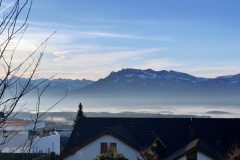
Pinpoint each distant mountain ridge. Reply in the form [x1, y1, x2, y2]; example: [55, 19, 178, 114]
[49, 78, 94, 90]
[5, 77, 94, 96]
[81, 69, 240, 96]
[101, 68, 240, 85]
[6, 69, 240, 108]
[6, 69, 240, 97]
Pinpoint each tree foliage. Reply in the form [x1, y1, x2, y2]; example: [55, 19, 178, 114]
[139, 148, 159, 160]
[76, 103, 85, 119]
[73, 102, 86, 127]
[227, 146, 240, 160]
[94, 152, 128, 160]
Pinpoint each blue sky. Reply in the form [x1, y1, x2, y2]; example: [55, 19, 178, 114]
[4, 0, 240, 80]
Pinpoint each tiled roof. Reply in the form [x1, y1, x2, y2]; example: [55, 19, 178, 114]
[106, 125, 140, 149]
[63, 118, 240, 159]
[163, 138, 223, 160]
[1, 121, 33, 126]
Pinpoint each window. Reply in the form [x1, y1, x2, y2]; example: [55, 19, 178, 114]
[28, 130, 36, 140]
[101, 143, 108, 154]
[101, 142, 117, 154]
[3, 130, 8, 138]
[187, 152, 197, 160]
[109, 143, 117, 153]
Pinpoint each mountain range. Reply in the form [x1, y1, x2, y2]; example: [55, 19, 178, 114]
[7, 69, 240, 108]
[12, 68, 240, 95]
[81, 69, 240, 95]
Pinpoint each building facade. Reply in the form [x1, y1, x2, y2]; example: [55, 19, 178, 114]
[0, 121, 60, 155]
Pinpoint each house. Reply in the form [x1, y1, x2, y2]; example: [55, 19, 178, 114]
[62, 118, 240, 160]
[0, 121, 60, 155]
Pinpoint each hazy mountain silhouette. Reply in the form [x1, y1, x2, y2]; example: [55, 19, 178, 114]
[7, 69, 240, 108]
[80, 69, 240, 97]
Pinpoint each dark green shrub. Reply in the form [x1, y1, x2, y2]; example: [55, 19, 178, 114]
[94, 152, 128, 160]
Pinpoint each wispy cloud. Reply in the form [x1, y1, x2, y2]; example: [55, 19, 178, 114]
[133, 58, 185, 70]
[48, 47, 163, 69]
[0, 2, 14, 14]
[34, 40, 166, 80]
[25, 20, 175, 42]
[181, 66, 240, 78]
[77, 31, 142, 39]
[75, 31, 174, 41]
[11, 27, 167, 80]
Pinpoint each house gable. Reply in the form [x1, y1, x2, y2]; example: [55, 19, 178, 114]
[64, 134, 141, 160]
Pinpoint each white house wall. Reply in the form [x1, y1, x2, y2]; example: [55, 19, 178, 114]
[32, 134, 60, 155]
[197, 152, 213, 160]
[176, 151, 213, 160]
[178, 156, 187, 160]
[65, 134, 141, 160]
[0, 130, 29, 153]
[0, 130, 60, 155]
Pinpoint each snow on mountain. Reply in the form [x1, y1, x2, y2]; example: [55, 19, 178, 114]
[5, 69, 240, 96]
[82, 69, 240, 96]
[92, 69, 206, 87]
[104, 68, 240, 85]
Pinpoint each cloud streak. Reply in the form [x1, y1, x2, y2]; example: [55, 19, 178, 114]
[0, 2, 14, 14]
[75, 31, 175, 41]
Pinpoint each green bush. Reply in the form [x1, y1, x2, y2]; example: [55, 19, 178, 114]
[94, 152, 128, 160]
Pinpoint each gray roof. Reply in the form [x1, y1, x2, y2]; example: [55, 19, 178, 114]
[164, 138, 223, 160]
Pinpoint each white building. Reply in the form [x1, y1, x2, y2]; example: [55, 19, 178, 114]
[62, 118, 240, 160]
[65, 134, 141, 160]
[0, 121, 60, 155]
